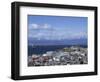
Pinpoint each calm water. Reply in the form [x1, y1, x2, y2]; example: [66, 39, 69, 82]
[28, 45, 87, 56]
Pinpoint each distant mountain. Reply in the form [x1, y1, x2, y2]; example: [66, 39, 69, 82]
[28, 38, 87, 46]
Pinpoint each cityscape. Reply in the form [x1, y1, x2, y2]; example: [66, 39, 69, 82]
[28, 46, 88, 66]
[28, 15, 88, 67]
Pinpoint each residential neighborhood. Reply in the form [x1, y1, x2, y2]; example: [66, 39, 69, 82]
[28, 46, 88, 66]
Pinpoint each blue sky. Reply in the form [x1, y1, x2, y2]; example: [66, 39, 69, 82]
[28, 15, 87, 40]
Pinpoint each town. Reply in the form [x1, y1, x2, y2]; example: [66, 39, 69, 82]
[28, 46, 88, 66]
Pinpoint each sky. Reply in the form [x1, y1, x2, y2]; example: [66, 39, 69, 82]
[28, 15, 88, 41]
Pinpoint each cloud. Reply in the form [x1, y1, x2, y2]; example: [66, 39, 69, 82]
[31, 24, 38, 29]
[28, 23, 87, 40]
[42, 24, 51, 29]
[29, 23, 51, 30]
[29, 30, 87, 40]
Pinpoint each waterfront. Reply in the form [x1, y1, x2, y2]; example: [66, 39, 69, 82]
[28, 46, 88, 66]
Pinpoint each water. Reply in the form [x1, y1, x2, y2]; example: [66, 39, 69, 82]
[28, 45, 87, 56]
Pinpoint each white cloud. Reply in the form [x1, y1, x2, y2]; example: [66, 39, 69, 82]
[29, 23, 87, 40]
[29, 23, 51, 30]
[42, 24, 50, 29]
[31, 23, 38, 29]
